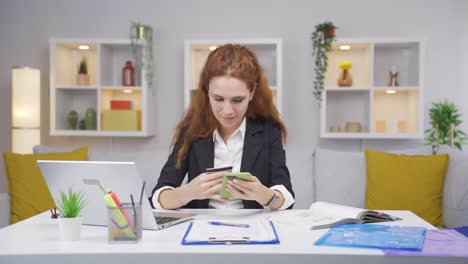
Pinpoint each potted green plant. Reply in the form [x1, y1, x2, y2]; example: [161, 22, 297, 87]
[76, 57, 90, 85]
[311, 21, 337, 103]
[425, 100, 467, 154]
[56, 188, 86, 241]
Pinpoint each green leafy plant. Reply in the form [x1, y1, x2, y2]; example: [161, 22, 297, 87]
[78, 57, 88, 75]
[425, 100, 467, 154]
[311, 21, 337, 103]
[57, 188, 86, 218]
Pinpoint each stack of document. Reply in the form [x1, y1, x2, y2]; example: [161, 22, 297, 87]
[182, 219, 279, 245]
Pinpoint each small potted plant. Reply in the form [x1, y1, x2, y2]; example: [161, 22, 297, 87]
[425, 100, 467, 154]
[56, 188, 86, 241]
[76, 57, 90, 86]
[311, 21, 337, 103]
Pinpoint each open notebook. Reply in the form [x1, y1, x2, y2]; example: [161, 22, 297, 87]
[267, 201, 401, 230]
[307, 201, 401, 230]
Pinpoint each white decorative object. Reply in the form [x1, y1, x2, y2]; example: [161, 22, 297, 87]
[59, 216, 83, 241]
[12, 67, 40, 153]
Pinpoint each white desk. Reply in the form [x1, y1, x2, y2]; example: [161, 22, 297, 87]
[0, 209, 466, 264]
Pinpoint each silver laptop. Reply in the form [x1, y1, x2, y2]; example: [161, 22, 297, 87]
[37, 160, 194, 230]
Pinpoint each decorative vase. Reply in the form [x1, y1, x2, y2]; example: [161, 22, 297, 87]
[388, 65, 399, 87]
[79, 119, 86, 130]
[67, 110, 79, 130]
[337, 69, 353, 87]
[58, 216, 83, 241]
[122, 61, 135, 86]
[85, 108, 97, 130]
[388, 72, 399, 87]
[76, 74, 90, 86]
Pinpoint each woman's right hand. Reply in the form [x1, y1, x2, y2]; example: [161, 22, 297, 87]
[178, 171, 228, 204]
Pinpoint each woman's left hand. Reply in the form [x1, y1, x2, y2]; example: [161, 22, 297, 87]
[227, 176, 275, 206]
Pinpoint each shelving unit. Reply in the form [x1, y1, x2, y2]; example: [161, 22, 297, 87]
[320, 39, 424, 139]
[49, 38, 155, 137]
[184, 38, 282, 114]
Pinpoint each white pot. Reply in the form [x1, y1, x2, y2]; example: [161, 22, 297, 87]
[58, 216, 83, 241]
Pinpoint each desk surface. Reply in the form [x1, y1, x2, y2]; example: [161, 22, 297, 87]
[0, 209, 465, 264]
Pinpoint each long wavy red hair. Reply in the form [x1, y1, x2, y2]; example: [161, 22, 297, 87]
[173, 44, 287, 167]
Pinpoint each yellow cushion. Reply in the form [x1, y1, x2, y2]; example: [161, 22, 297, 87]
[365, 149, 449, 227]
[3, 146, 88, 224]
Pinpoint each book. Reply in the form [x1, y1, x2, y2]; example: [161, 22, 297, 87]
[315, 224, 426, 250]
[307, 201, 401, 230]
[110, 100, 132, 110]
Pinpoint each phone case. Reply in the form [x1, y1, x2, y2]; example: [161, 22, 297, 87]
[220, 172, 252, 199]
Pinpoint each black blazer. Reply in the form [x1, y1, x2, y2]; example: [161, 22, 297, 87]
[151, 118, 295, 209]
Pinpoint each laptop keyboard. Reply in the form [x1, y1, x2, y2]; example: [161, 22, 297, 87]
[156, 216, 180, 224]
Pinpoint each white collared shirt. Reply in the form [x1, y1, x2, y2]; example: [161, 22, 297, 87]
[152, 118, 295, 210]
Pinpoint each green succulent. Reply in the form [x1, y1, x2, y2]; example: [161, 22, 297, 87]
[425, 100, 467, 154]
[57, 188, 86, 218]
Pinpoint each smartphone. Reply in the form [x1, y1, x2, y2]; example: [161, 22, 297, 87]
[220, 172, 252, 199]
[205, 166, 233, 173]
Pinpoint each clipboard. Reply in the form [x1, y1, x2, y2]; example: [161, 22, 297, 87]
[181, 220, 280, 245]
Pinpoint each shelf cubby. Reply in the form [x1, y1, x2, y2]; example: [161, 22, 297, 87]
[373, 42, 420, 87]
[54, 88, 97, 131]
[372, 90, 419, 134]
[326, 42, 372, 88]
[324, 90, 370, 134]
[54, 42, 98, 87]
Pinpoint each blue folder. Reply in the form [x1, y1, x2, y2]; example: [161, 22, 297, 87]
[314, 224, 426, 250]
[181, 220, 280, 245]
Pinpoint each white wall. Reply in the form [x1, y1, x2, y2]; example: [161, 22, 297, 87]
[463, 0, 468, 133]
[0, 0, 466, 208]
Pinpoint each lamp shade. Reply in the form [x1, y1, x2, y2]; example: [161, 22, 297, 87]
[12, 67, 40, 154]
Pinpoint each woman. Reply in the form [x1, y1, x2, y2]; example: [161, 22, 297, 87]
[151, 44, 294, 210]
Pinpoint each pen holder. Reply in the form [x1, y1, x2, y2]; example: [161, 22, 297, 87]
[107, 202, 142, 243]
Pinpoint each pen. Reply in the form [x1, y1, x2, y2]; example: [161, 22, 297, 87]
[139, 181, 146, 204]
[130, 194, 137, 216]
[209, 221, 250, 228]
